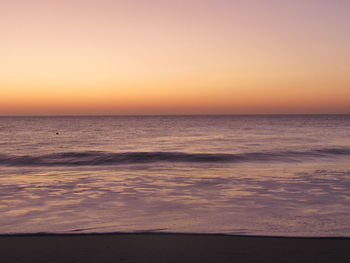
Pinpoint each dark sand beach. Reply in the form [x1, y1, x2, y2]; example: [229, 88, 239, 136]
[1, 233, 349, 263]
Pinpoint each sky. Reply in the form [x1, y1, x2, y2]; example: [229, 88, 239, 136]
[1, 0, 349, 115]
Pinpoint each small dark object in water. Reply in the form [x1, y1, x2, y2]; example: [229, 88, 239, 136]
[56, 132, 59, 135]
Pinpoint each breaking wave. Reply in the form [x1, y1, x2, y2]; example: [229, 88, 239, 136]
[0, 147, 350, 167]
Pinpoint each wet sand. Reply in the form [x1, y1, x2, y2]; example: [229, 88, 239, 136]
[0, 233, 349, 263]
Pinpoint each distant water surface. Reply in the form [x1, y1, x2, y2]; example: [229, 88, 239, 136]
[0, 115, 349, 236]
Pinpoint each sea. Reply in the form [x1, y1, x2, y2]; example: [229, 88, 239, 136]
[0, 115, 349, 237]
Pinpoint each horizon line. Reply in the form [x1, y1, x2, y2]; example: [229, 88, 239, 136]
[1, 113, 350, 117]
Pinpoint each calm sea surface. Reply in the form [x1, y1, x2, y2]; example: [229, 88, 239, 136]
[0, 115, 349, 236]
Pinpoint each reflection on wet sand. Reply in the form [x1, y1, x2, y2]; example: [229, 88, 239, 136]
[1, 162, 349, 236]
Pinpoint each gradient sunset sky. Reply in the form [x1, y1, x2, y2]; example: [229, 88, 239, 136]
[1, 0, 349, 115]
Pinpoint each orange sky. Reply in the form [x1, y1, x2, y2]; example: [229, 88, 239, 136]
[1, 0, 350, 115]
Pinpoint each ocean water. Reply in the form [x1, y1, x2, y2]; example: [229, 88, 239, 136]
[0, 115, 349, 236]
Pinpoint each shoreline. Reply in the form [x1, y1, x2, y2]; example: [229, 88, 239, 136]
[1, 232, 349, 263]
[1, 231, 350, 239]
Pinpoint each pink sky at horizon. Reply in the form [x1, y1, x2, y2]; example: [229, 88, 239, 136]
[1, 0, 350, 115]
